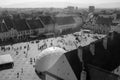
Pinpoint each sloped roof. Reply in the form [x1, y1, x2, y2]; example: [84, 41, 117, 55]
[55, 16, 75, 25]
[3, 17, 14, 30]
[0, 23, 2, 33]
[0, 23, 4, 33]
[39, 16, 54, 25]
[96, 16, 113, 26]
[13, 18, 30, 31]
[116, 14, 120, 19]
[27, 19, 44, 29]
[0, 16, 14, 33]
[0, 20, 8, 33]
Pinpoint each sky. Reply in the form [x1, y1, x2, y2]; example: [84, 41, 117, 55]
[0, 0, 120, 8]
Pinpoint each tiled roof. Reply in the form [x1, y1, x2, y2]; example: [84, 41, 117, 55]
[13, 18, 30, 31]
[116, 14, 120, 19]
[0, 17, 14, 33]
[96, 16, 113, 26]
[0, 17, 45, 32]
[27, 19, 44, 29]
[0, 23, 3, 33]
[55, 16, 75, 25]
[3, 17, 14, 30]
[39, 16, 54, 25]
[0, 20, 8, 32]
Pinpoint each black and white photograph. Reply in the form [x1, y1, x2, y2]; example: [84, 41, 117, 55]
[0, 0, 120, 80]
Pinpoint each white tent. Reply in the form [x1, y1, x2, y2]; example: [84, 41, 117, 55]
[0, 54, 13, 65]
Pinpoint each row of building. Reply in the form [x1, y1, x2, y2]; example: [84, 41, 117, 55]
[0, 15, 78, 41]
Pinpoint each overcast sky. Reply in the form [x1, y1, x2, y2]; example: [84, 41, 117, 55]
[0, 0, 120, 8]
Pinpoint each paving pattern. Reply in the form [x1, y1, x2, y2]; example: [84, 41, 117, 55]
[0, 31, 105, 80]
